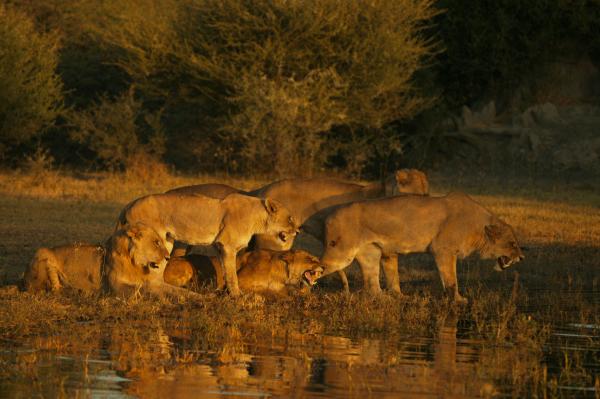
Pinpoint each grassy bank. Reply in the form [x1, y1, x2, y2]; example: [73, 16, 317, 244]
[0, 170, 599, 396]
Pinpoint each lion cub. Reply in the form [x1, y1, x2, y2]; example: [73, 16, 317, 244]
[163, 249, 323, 294]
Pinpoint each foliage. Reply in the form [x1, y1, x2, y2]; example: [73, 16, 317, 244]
[0, 4, 63, 153]
[3, 0, 600, 175]
[83, 0, 438, 175]
[67, 89, 165, 170]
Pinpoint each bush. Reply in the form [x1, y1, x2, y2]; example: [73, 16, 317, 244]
[0, 4, 63, 153]
[86, 0, 438, 175]
[67, 89, 165, 170]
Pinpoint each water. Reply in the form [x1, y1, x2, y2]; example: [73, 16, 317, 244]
[2, 316, 598, 398]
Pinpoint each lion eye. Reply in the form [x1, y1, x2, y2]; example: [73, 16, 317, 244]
[154, 240, 160, 247]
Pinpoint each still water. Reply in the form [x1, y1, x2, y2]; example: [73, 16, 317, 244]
[1, 313, 599, 398]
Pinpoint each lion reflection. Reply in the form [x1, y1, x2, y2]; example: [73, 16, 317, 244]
[101, 316, 498, 399]
[2, 317, 508, 398]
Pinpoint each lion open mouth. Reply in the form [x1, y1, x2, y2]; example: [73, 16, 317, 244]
[495, 256, 512, 271]
[302, 268, 323, 287]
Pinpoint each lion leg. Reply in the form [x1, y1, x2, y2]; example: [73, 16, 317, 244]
[146, 281, 201, 300]
[433, 252, 466, 304]
[219, 248, 241, 297]
[45, 260, 62, 292]
[337, 270, 350, 293]
[355, 245, 382, 294]
[381, 254, 402, 294]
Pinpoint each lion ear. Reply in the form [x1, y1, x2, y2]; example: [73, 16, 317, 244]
[126, 224, 143, 240]
[280, 251, 295, 264]
[484, 224, 502, 242]
[165, 232, 175, 244]
[263, 198, 279, 215]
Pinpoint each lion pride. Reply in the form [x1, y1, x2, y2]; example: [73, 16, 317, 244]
[115, 193, 298, 296]
[320, 192, 524, 303]
[165, 169, 429, 291]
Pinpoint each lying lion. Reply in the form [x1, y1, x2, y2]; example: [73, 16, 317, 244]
[24, 243, 104, 292]
[104, 224, 200, 299]
[320, 192, 524, 303]
[163, 249, 323, 294]
[23, 223, 193, 299]
[116, 193, 298, 297]
[165, 169, 429, 292]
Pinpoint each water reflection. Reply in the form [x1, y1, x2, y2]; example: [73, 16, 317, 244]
[2, 314, 598, 398]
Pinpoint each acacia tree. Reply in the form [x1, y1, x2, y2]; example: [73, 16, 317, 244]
[0, 4, 63, 155]
[87, 0, 438, 175]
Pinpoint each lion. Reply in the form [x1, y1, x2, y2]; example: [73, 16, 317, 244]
[23, 243, 105, 292]
[115, 192, 298, 297]
[163, 249, 323, 294]
[319, 192, 524, 303]
[164, 169, 429, 291]
[22, 223, 182, 298]
[104, 223, 201, 299]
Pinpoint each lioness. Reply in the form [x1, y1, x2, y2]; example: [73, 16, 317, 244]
[320, 192, 524, 303]
[115, 193, 298, 296]
[104, 223, 200, 299]
[165, 169, 429, 292]
[163, 249, 323, 294]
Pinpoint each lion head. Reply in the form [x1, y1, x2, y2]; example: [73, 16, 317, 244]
[384, 169, 429, 196]
[279, 250, 323, 287]
[262, 198, 299, 250]
[480, 220, 524, 271]
[118, 223, 171, 272]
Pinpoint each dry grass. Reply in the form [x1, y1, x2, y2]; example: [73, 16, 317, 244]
[0, 169, 599, 397]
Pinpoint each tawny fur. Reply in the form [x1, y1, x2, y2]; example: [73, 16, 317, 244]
[320, 192, 524, 303]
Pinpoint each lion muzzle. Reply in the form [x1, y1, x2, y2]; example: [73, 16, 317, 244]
[494, 254, 524, 272]
[302, 267, 323, 287]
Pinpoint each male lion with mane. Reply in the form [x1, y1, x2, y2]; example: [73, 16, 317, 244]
[320, 192, 524, 303]
[104, 224, 200, 299]
[115, 193, 298, 297]
[23, 223, 185, 298]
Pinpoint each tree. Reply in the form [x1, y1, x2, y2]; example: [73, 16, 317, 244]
[87, 0, 439, 175]
[0, 4, 63, 154]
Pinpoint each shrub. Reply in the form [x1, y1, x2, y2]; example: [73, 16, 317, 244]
[0, 4, 63, 153]
[67, 88, 165, 170]
[86, 0, 439, 175]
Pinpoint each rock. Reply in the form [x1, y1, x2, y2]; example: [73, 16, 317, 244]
[553, 138, 600, 170]
[519, 108, 537, 128]
[461, 105, 475, 128]
[529, 103, 562, 126]
[479, 101, 496, 125]
[461, 101, 497, 129]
